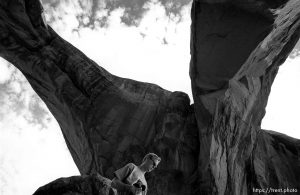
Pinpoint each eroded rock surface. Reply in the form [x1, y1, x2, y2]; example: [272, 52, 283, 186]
[191, 0, 300, 194]
[33, 174, 112, 195]
[253, 130, 300, 191]
[0, 0, 299, 194]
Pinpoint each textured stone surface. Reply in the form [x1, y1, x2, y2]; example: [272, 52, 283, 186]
[253, 130, 300, 191]
[191, 0, 300, 194]
[0, 0, 300, 194]
[33, 174, 112, 195]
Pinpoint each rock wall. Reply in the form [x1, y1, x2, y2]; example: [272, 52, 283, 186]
[0, 0, 300, 194]
[191, 0, 300, 194]
[253, 130, 300, 191]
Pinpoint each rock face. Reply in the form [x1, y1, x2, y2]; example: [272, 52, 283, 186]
[253, 130, 300, 191]
[190, 0, 300, 194]
[0, 0, 300, 195]
[33, 174, 113, 195]
[33, 174, 112, 195]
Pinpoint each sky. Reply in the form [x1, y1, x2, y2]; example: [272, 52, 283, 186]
[0, 0, 299, 194]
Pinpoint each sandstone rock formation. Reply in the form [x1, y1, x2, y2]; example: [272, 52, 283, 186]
[191, 0, 300, 194]
[0, 0, 300, 194]
[33, 174, 112, 195]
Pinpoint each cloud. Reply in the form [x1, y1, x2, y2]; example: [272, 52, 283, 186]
[26, 96, 50, 129]
[50, 0, 193, 98]
[0, 59, 50, 128]
[0, 59, 14, 84]
[41, 0, 192, 29]
[0, 62, 80, 193]
[160, 0, 191, 19]
[0, 115, 79, 195]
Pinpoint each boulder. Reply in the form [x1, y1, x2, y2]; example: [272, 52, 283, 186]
[33, 174, 112, 195]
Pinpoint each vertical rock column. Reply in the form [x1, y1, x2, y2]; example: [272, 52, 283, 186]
[190, 0, 300, 194]
[0, 1, 199, 194]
